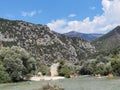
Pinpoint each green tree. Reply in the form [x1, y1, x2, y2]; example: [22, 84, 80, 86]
[0, 61, 11, 83]
[57, 59, 75, 78]
[0, 46, 37, 82]
[80, 61, 97, 75]
[59, 64, 73, 78]
[111, 58, 120, 76]
[39, 64, 50, 75]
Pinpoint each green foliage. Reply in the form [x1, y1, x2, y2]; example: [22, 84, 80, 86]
[0, 46, 37, 82]
[90, 46, 120, 59]
[82, 46, 120, 76]
[111, 58, 120, 76]
[57, 59, 75, 78]
[96, 55, 109, 63]
[80, 61, 96, 75]
[38, 64, 50, 75]
[80, 58, 112, 75]
[0, 61, 11, 83]
[59, 65, 73, 78]
[94, 70, 104, 75]
[2, 41, 17, 47]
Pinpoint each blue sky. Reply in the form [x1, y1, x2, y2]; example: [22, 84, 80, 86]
[0, 0, 102, 24]
[0, 0, 120, 33]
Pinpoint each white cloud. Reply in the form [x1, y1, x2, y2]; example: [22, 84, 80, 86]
[22, 10, 36, 17]
[90, 6, 96, 10]
[47, 0, 120, 34]
[22, 10, 42, 17]
[68, 14, 76, 18]
[47, 20, 67, 32]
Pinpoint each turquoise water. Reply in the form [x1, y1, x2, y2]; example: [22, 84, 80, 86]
[0, 76, 120, 90]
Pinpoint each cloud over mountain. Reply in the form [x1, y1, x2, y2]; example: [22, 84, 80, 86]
[47, 0, 120, 34]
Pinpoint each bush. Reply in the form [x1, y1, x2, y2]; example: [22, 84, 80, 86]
[94, 70, 104, 75]
[0, 61, 11, 83]
[58, 64, 74, 78]
[0, 46, 37, 82]
[39, 83, 64, 90]
[38, 64, 50, 75]
[111, 58, 120, 76]
[80, 61, 96, 75]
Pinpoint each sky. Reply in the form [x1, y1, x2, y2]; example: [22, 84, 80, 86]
[0, 0, 120, 34]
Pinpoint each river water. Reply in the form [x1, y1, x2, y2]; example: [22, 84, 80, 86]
[0, 76, 120, 90]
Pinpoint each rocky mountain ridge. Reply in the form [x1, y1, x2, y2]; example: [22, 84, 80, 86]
[0, 18, 95, 65]
[64, 31, 103, 41]
[92, 26, 120, 51]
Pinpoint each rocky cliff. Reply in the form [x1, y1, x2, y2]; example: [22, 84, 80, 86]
[0, 18, 95, 65]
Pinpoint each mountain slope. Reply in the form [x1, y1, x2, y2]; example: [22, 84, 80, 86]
[64, 31, 103, 41]
[92, 26, 120, 51]
[0, 18, 95, 65]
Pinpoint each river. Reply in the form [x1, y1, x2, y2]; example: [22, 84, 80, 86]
[0, 76, 120, 90]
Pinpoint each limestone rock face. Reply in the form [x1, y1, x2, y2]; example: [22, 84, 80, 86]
[0, 18, 95, 65]
[50, 63, 59, 77]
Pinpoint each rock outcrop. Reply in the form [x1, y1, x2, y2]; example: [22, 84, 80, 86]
[0, 18, 95, 65]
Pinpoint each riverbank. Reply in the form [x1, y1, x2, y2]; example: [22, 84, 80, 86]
[1, 76, 120, 90]
[30, 76, 65, 81]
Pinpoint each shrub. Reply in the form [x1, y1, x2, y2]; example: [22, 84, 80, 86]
[111, 58, 120, 76]
[0, 46, 37, 82]
[58, 64, 74, 78]
[0, 61, 11, 83]
[39, 83, 64, 90]
[94, 70, 104, 75]
[38, 64, 50, 75]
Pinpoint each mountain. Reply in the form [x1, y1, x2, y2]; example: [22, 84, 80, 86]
[64, 31, 103, 41]
[92, 26, 120, 51]
[0, 18, 95, 65]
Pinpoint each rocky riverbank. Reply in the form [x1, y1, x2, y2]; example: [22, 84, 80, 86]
[30, 76, 65, 81]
